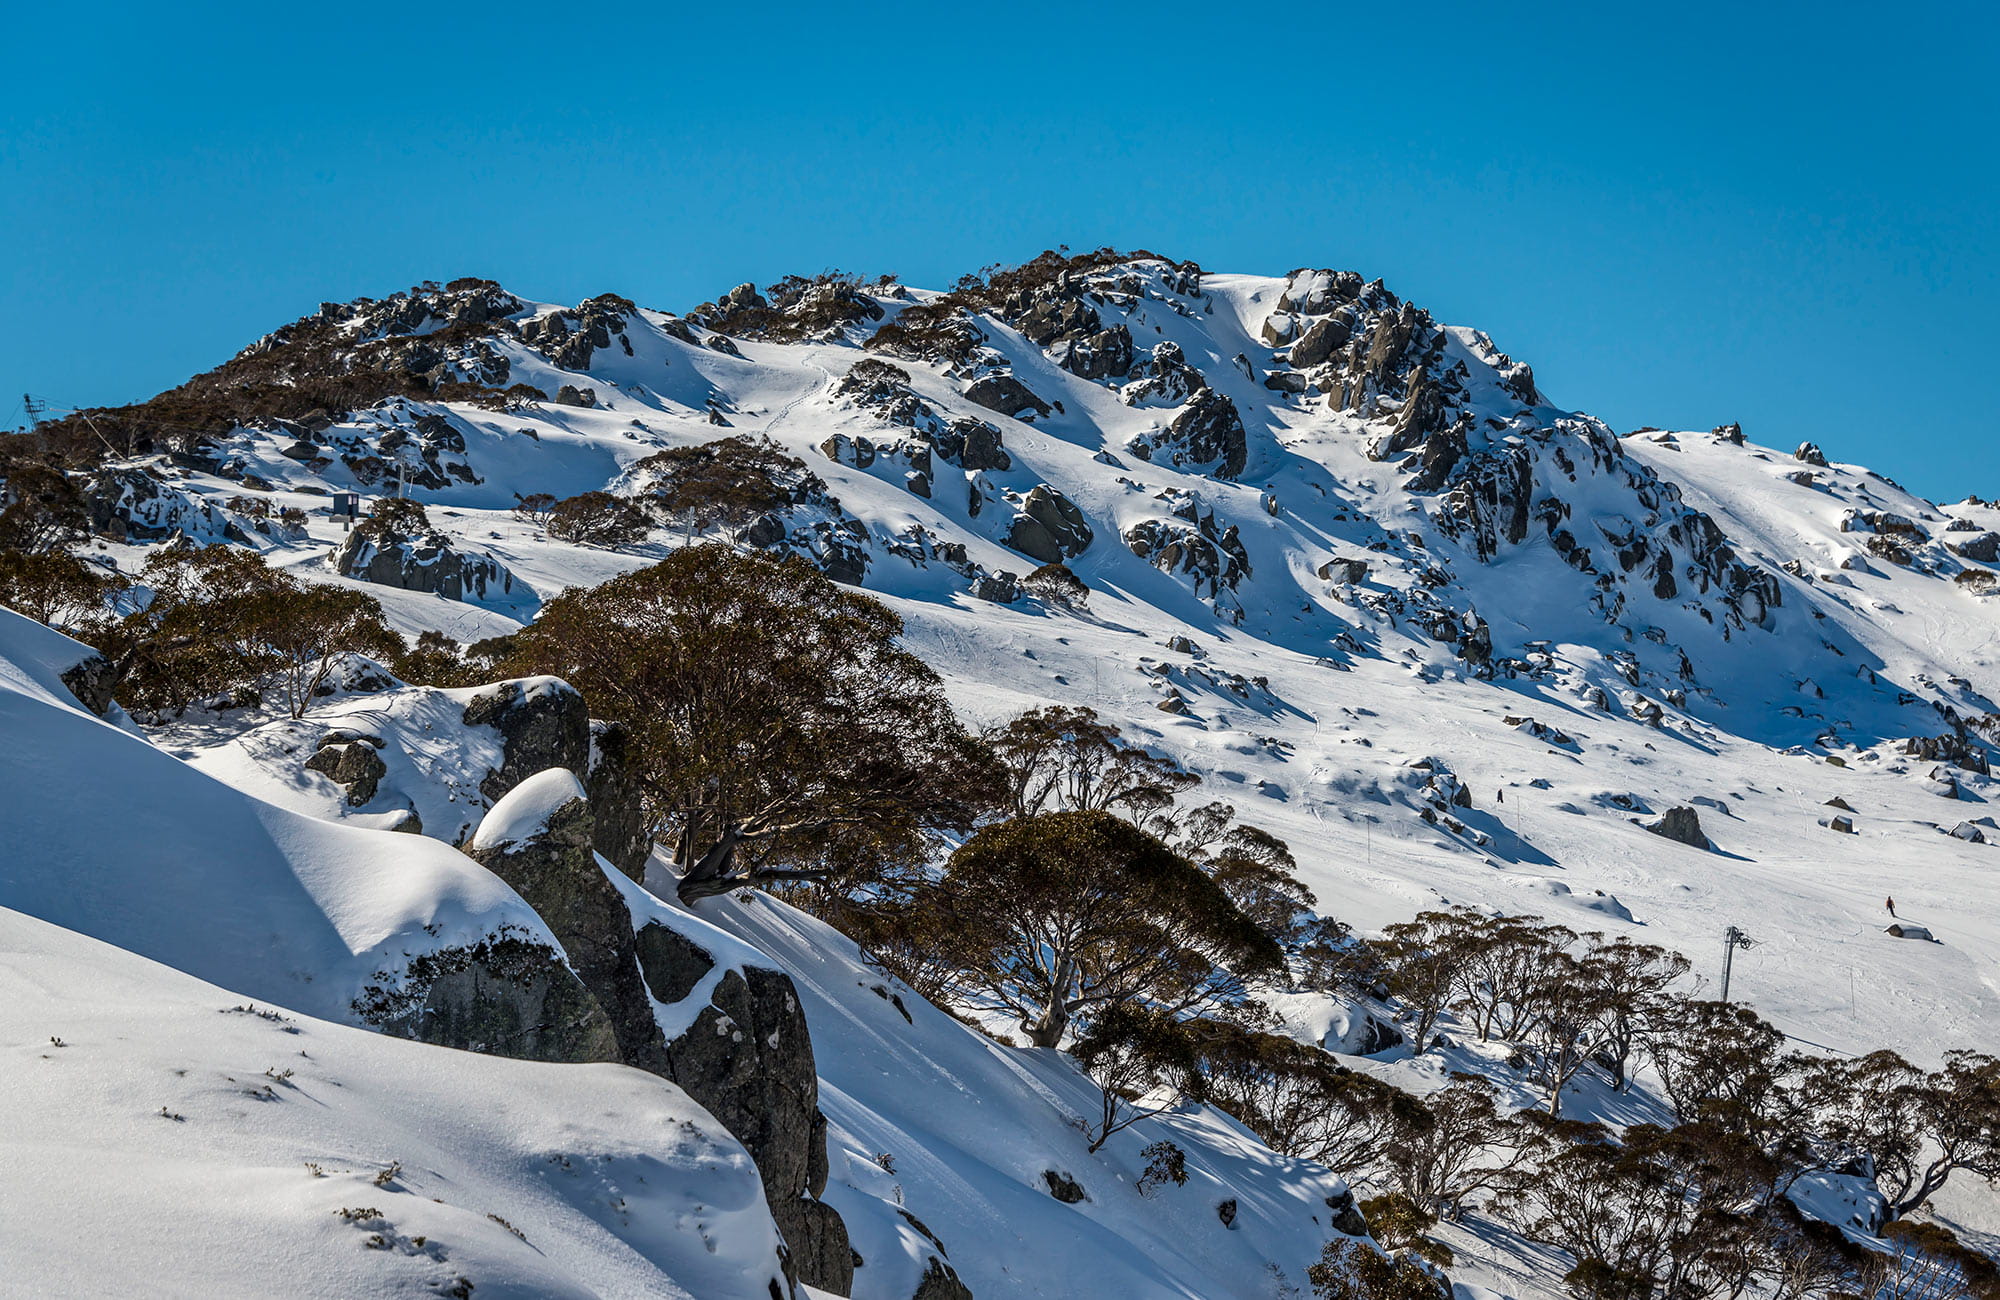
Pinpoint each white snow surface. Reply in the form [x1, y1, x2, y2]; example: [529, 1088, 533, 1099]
[0, 907, 789, 1300]
[472, 766, 587, 852]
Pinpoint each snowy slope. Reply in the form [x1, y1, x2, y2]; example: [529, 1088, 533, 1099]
[0, 907, 790, 1300]
[0, 609, 563, 1025]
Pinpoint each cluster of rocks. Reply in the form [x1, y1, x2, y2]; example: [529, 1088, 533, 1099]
[331, 506, 517, 604]
[515, 294, 642, 371]
[81, 467, 265, 544]
[1003, 484, 1093, 565]
[1125, 388, 1247, 480]
[1123, 492, 1251, 614]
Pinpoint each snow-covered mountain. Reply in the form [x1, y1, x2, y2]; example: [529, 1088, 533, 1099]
[7, 251, 2000, 1297]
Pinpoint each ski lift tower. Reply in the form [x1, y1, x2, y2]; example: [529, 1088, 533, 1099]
[1720, 925, 1757, 1003]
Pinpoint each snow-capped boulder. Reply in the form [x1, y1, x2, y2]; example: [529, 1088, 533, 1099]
[1128, 388, 1247, 479]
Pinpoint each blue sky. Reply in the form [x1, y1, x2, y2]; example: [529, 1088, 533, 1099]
[3, 2, 1993, 500]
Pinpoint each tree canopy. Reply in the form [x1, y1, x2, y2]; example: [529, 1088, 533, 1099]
[487, 543, 997, 902]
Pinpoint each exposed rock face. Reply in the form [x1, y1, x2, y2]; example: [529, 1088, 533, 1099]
[461, 679, 650, 876]
[464, 679, 591, 801]
[587, 721, 652, 882]
[1125, 503, 1251, 619]
[1646, 805, 1713, 850]
[516, 294, 639, 372]
[553, 383, 598, 408]
[304, 731, 387, 806]
[466, 771, 670, 1076]
[1042, 1170, 1087, 1203]
[963, 373, 1051, 420]
[1796, 442, 1830, 467]
[634, 919, 852, 1295]
[58, 652, 118, 716]
[333, 522, 517, 604]
[970, 570, 1019, 603]
[1317, 557, 1369, 584]
[912, 1255, 976, 1300]
[1127, 388, 1247, 479]
[1006, 485, 1093, 564]
[82, 468, 258, 544]
[1123, 341, 1207, 408]
[353, 926, 619, 1064]
[1950, 532, 2000, 563]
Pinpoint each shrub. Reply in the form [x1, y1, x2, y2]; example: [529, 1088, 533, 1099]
[544, 491, 648, 547]
[1024, 562, 1088, 609]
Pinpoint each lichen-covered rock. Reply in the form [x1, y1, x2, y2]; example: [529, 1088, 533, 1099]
[462, 678, 651, 874]
[353, 925, 619, 1064]
[58, 652, 118, 716]
[463, 679, 590, 802]
[587, 720, 652, 881]
[467, 770, 670, 1075]
[304, 733, 387, 807]
[636, 918, 850, 1294]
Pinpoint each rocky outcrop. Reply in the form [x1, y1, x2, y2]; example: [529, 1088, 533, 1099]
[82, 468, 260, 544]
[1127, 388, 1246, 479]
[1646, 805, 1713, 851]
[461, 678, 652, 878]
[333, 521, 517, 604]
[1124, 504, 1251, 612]
[466, 770, 670, 1075]
[304, 730, 388, 807]
[1123, 341, 1207, 408]
[353, 925, 619, 1064]
[58, 652, 118, 716]
[963, 374, 1051, 420]
[1005, 485, 1093, 564]
[634, 919, 852, 1295]
[516, 294, 639, 372]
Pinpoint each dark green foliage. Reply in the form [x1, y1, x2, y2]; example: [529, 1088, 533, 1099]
[101, 542, 399, 717]
[981, 704, 1197, 827]
[356, 495, 431, 540]
[1307, 1239, 1450, 1300]
[0, 548, 125, 629]
[1023, 562, 1088, 609]
[0, 462, 90, 552]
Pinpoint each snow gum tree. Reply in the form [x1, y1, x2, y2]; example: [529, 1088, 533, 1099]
[922, 809, 1281, 1048]
[489, 543, 996, 903]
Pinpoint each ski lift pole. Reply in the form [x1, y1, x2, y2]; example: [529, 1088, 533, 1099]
[1720, 925, 1756, 1003]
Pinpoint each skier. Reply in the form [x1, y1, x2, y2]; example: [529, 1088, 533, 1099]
[1886, 896, 1897, 919]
